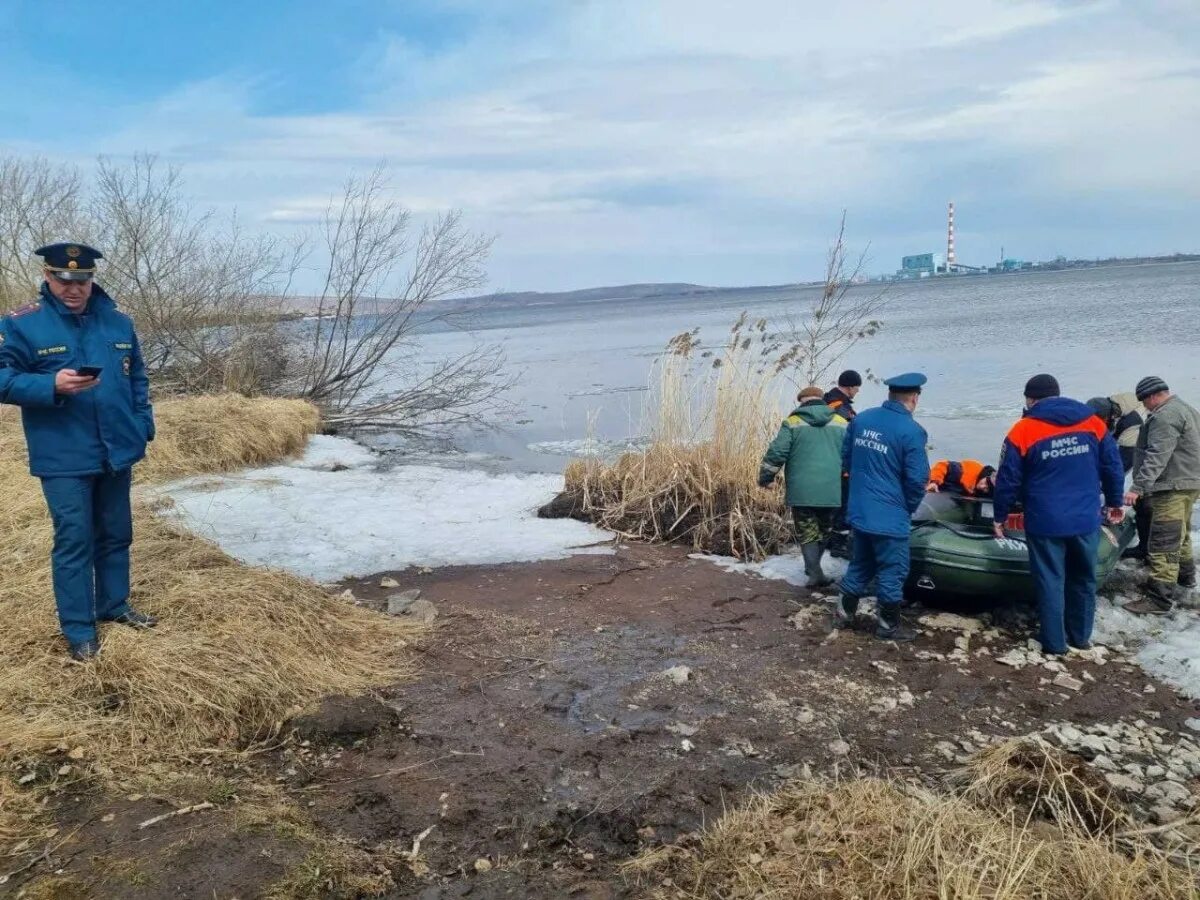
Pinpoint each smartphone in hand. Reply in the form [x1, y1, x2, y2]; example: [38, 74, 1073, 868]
[76, 366, 103, 378]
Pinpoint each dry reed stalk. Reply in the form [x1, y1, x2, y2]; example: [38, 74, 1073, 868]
[631, 777, 1199, 900]
[562, 320, 793, 560]
[957, 737, 1132, 836]
[0, 395, 419, 854]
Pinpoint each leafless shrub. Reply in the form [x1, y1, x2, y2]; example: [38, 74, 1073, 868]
[293, 166, 508, 432]
[92, 155, 302, 394]
[770, 211, 886, 386]
[0, 157, 91, 307]
[0, 154, 509, 430]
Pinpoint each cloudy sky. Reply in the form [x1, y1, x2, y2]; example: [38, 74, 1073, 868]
[1, 0, 1197, 291]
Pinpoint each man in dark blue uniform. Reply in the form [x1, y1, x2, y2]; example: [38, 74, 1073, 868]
[0, 243, 157, 661]
[994, 375, 1126, 651]
[835, 373, 931, 640]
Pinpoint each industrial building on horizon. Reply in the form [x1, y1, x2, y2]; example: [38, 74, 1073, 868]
[885, 201, 1032, 281]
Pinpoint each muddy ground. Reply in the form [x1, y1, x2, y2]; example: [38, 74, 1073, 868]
[10, 544, 1198, 899]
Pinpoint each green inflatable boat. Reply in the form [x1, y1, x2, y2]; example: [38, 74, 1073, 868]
[906, 493, 1136, 600]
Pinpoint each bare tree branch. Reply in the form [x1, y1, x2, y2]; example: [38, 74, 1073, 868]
[777, 211, 888, 387]
[0, 154, 509, 433]
[90, 154, 301, 394]
[289, 167, 504, 432]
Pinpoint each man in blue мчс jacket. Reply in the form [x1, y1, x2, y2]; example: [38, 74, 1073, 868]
[0, 243, 158, 661]
[992, 374, 1125, 655]
[835, 372, 931, 641]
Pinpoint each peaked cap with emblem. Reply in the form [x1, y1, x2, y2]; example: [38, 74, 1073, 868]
[35, 242, 103, 281]
[883, 372, 927, 393]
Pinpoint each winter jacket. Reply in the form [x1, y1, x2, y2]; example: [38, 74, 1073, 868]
[1109, 392, 1147, 472]
[1132, 395, 1200, 495]
[993, 397, 1124, 538]
[929, 459, 993, 495]
[823, 386, 857, 421]
[841, 400, 930, 538]
[0, 283, 154, 477]
[758, 400, 848, 508]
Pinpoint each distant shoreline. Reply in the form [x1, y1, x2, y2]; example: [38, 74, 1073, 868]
[275, 256, 1200, 315]
[875, 255, 1200, 284]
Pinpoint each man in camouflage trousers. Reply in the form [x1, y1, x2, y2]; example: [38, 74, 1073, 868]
[759, 386, 848, 587]
[1124, 376, 1200, 615]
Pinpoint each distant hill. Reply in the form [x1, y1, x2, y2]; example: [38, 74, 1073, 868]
[442, 281, 801, 312]
[285, 281, 813, 315]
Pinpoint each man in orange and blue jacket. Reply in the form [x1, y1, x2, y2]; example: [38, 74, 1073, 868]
[992, 374, 1125, 655]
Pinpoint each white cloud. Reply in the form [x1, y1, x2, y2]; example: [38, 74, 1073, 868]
[893, 56, 1200, 195]
[25, 0, 1200, 289]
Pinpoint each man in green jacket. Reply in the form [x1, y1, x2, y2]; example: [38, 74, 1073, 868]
[758, 386, 849, 587]
[1123, 377, 1200, 614]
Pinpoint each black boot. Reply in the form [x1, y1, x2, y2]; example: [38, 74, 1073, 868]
[68, 639, 101, 662]
[110, 609, 159, 629]
[833, 593, 860, 629]
[801, 542, 833, 588]
[824, 531, 845, 560]
[1178, 561, 1196, 590]
[1124, 581, 1176, 615]
[875, 603, 917, 642]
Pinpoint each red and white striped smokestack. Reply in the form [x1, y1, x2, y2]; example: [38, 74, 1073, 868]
[947, 201, 956, 272]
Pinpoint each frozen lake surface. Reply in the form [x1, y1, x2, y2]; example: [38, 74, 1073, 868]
[403, 261, 1200, 472]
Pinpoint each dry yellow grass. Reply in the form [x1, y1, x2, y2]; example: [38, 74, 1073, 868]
[958, 738, 1132, 836]
[138, 393, 321, 481]
[560, 319, 792, 559]
[632, 777, 1199, 900]
[0, 394, 417, 852]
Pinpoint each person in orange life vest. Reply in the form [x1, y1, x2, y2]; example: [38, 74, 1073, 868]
[926, 460, 996, 497]
[823, 369, 861, 422]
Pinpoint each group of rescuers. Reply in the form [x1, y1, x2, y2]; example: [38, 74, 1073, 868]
[758, 368, 1200, 651]
[2, 241, 1199, 661]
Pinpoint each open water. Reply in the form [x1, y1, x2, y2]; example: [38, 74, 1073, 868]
[393, 262, 1200, 473]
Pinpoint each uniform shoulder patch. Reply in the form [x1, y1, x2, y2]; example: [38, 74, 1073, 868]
[785, 414, 802, 427]
[5, 301, 41, 319]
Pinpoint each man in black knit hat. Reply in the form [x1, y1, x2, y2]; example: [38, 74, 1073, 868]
[824, 369, 862, 422]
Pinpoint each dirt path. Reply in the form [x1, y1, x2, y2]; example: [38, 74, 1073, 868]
[16, 545, 1198, 898]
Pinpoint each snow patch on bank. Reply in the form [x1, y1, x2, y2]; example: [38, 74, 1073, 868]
[1090, 521, 1200, 698]
[292, 434, 378, 471]
[1095, 570, 1200, 700]
[156, 436, 613, 582]
[695, 548, 849, 586]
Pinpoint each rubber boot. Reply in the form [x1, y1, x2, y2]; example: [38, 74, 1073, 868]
[875, 603, 917, 642]
[1178, 561, 1196, 590]
[801, 542, 833, 588]
[1123, 581, 1176, 615]
[826, 531, 851, 560]
[832, 593, 859, 629]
